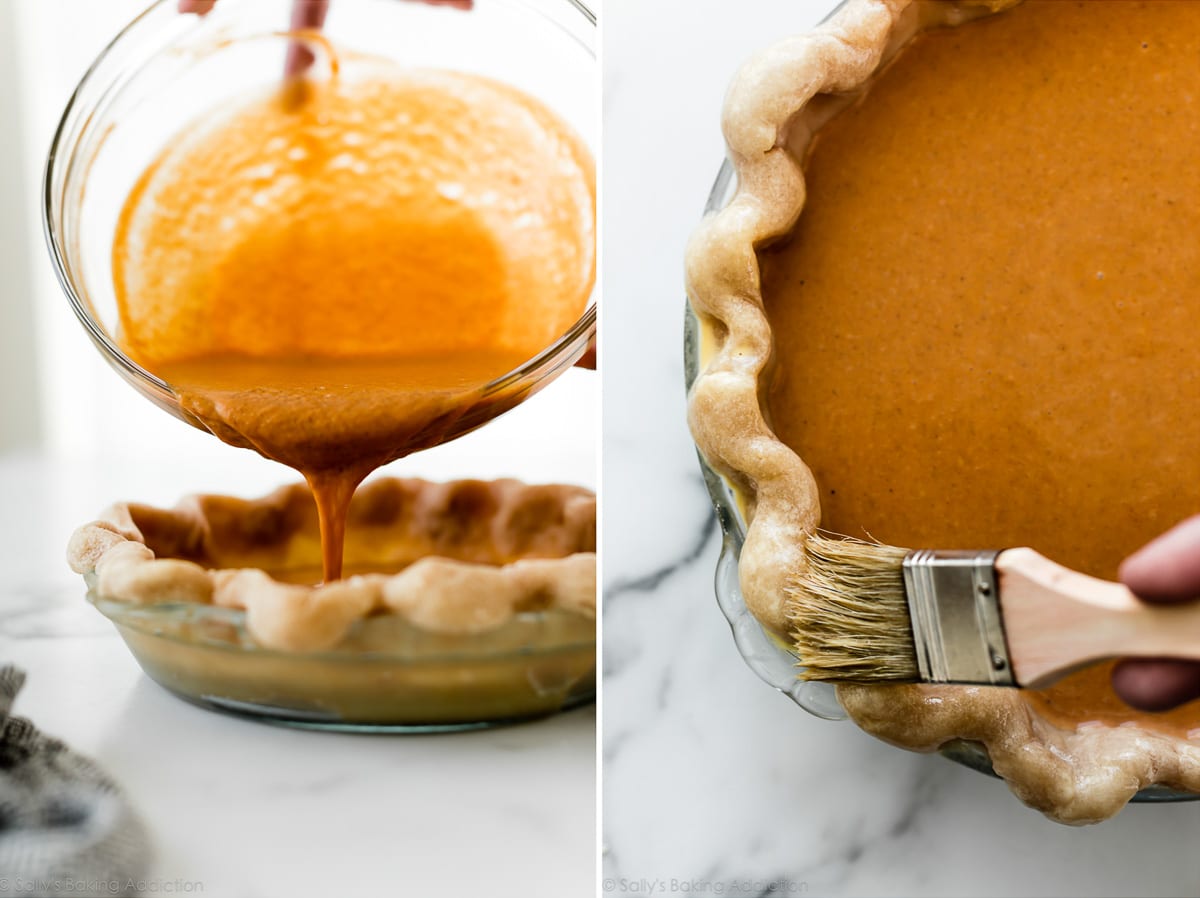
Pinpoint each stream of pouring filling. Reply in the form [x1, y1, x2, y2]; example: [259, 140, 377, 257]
[112, 65, 595, 580]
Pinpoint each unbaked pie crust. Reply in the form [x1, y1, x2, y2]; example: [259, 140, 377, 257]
[68, 477, 596, 653]
[685, 0, 1200, 823]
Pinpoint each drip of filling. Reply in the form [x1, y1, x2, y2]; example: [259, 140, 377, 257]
[114, 66, 595, 580]
[759, 0, 1200, 732]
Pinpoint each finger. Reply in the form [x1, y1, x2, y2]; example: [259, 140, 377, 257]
[575, 336, 596, 370]
[290, 0, 329, 30]
[178, 0, 218, 13]
[1118, 513, 1200, 603]
[284, 0, 331, 78]
[1112, 658, 1200, 711]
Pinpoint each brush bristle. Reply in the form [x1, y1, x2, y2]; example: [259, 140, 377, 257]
[786, 533, 920, 683]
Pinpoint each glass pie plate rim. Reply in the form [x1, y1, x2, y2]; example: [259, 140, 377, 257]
[685, 159, 1194, 802]
[85, 575, 596, 733]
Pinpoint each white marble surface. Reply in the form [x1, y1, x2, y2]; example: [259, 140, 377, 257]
[601, 2, 1200, 896]
[0, 367, 596, 897]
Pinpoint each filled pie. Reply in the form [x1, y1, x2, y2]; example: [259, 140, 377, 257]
[67, 478, 595, 724]
[69, 477, 596, 652]
[686, 0, 1200, 823]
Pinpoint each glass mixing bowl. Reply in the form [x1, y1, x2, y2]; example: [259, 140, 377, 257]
[685, 159, 1193, 801]
[44, 0, 596, 438]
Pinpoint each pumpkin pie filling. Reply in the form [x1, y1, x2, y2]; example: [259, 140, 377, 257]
[688, 0, 1200, 822]
[759, 0, 1200, 741]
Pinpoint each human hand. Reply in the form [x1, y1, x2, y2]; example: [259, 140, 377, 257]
[576, 336, 596, 370]
[1111, 514, 1200, 710]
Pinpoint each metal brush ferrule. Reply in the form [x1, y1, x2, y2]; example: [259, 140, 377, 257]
[901, 550, 1014, 686]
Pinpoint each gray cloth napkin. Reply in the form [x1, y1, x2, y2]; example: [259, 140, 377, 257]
[0, 667, 150, 897]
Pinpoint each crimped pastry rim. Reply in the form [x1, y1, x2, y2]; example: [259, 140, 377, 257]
[683, 0, 1200, 823]
[685, 0, 1019, 636]
[68, 477, 596, 654]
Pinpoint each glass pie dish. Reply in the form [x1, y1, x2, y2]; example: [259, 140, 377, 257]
[87, 597, 595, 732]
[685, 159, 1193, 802]
[70, 477, 597, 732]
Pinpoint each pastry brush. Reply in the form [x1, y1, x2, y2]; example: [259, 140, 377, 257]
[788, 533, 1200, 687]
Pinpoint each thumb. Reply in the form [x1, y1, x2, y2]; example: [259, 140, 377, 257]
[1112, 658, 1200, 711]
[1118, 514, 1200, 603]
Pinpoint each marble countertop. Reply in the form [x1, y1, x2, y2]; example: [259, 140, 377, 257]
[0, 368, 596, 897]
[601, 2, 1200, 896]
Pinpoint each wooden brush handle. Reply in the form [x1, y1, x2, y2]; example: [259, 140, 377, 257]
[997, 548, 1200, 688]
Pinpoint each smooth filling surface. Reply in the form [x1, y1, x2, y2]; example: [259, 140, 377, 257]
[759, 0, 1200, 734]
[114, 66, 595, 580]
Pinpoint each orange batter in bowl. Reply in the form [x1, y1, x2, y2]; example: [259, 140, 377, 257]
[113, 65, 595, 579]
